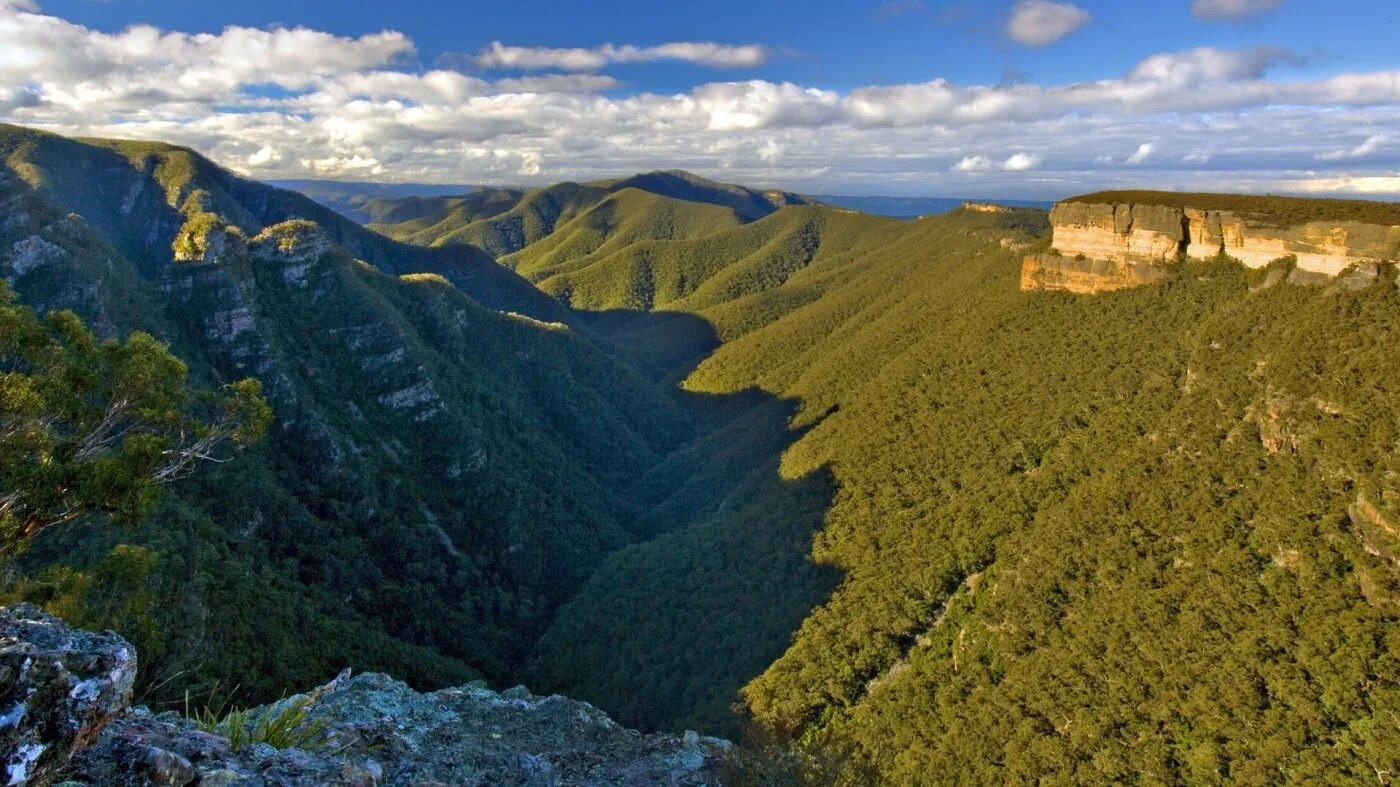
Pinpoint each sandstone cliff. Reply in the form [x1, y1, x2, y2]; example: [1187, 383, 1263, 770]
[1023, 194, 1400, 293]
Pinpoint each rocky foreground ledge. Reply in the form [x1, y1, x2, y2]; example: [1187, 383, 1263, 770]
[0, 604, 731, 786]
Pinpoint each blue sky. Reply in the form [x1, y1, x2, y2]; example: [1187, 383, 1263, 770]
[4, 0, 1400, 197]
[38, 0, 1400, 91]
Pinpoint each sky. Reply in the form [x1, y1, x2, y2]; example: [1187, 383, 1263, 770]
[1, 0, 1399, 198]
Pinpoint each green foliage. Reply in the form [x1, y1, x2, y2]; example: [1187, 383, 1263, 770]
[6, 120, 1399, 784]
[512, 192, 1399, 782]
[1065, 189, 1400, 227]
[0, 282, 270, 561]
[191, 693, 332, 753]
[368, 170, 812, 257]
[0, 123, 693, 712]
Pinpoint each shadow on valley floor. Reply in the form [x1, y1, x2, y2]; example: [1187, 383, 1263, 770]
[522, 308, 843, 738]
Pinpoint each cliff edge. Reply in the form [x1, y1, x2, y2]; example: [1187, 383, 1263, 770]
[0, 605, 731, 786]
[1023, 192, 1400, 293]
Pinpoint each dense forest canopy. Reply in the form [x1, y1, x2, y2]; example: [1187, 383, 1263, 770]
[1063, 190, 1400, 226]
[3, 122, 1398, 784]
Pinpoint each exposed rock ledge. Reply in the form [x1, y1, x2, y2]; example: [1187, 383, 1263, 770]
[0, 605, 731, 786]
[1024, 198, 1400, 293]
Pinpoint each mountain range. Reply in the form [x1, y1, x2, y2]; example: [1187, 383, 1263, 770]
[4, 123, 1398, 783]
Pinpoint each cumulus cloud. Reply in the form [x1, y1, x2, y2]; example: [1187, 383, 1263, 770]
[1126, 143, 1157, 165]
[472, 41, 769, 71]
[953, 153, 1042, 172]
[1191, 0, 1282, 21]
[1007, 1, 1092, 47]
[1, 2, 1397, 196]
[953, 155, 994, 172]
[1003, 152, 1043, 171]
[1317, 134, 1385, 161]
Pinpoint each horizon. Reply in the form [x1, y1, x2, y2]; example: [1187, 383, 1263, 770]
[0, 0, 1397, 199]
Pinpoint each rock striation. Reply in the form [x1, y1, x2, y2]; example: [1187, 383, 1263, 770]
[1023, 196, 1400, 293]
[0, 605, 732, 786]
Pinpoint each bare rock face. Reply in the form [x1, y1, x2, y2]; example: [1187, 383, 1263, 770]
[1020, 252, 1168, 294]
[0, 605, 732, 786]
[1024, 198, 1400, 293]
[0, 604, 136, 786]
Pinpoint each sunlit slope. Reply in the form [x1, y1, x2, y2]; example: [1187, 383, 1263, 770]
[525, 208, 1054, 732]
[502, 188, 744, 285]
[529, 199, 1399, 782]
[366, 169, 813, 259]
[370, 182, 611, 256]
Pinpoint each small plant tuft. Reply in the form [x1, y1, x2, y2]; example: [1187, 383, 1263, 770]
[189, 691, 332, 752]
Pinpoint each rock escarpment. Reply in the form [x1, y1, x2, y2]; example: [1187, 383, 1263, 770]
[1023, 194, 1400, 293]
[0, 606, 732, 786]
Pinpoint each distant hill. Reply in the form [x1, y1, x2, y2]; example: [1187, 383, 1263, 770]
[269, 179, 482, 223]
[347, 170, 816, 259]
[811, 194, 1054, 218]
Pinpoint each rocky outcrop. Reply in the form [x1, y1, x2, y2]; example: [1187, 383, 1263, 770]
[1024, 197, 1400, 293]
[1020, 252, 1168, 294]
[0, 604, 136, 786]
[4, 236, 66, 280]
[962, 202, 1017, 214]
[0, 605, 732, 786]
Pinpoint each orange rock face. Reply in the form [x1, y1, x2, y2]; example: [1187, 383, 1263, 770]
[1023, 199, 1400, 293]
[1020, 253, 1168, 294]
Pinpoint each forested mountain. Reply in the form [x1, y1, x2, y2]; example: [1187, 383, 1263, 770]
[368, 173, 1398, 781]
[365, 170, 813, 258]
[0, 124, 704, 707]
[6, 122, 1398, 784]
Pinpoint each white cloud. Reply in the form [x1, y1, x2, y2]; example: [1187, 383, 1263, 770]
[1317, 133, 1385, 161]
[1284, 174, 1400, 194]
[1003, 152, 1043, 171]
[953, 153, 1043, 172]
[1, 3, 1398, 196]
[472, 41, 770, 71]
[1007, 1, 1092, 47]
[1126, 143, 1156, 165]
[1191, 0, 1282, 21]
[953, 155, 995, 172]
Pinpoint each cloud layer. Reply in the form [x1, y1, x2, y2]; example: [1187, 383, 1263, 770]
[1006, 1, 1092, 47]
[0, 2, 1396, 197]
[471, 41, 771, 71]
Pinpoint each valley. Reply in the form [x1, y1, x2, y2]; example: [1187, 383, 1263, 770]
[3, 124, 1398, 784]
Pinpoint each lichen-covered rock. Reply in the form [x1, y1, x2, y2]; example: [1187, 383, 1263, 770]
[73, 672, 731, 786]
[0, 604, 136, 786]
[0, 608, 731, 785]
